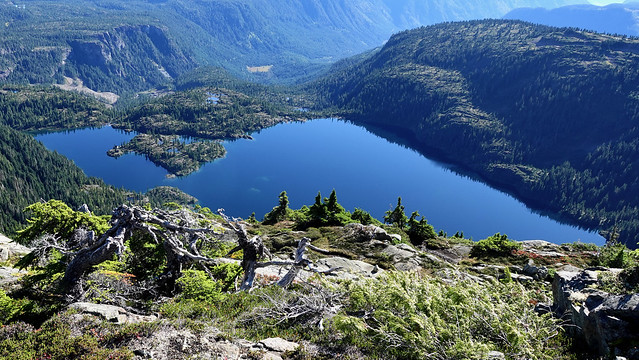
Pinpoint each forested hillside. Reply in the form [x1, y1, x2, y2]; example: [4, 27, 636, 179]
[0, 123, 129, 234]
[0, 0, 581, 89]
[0, 85, 112, 130]
[312, 20, 639, 247]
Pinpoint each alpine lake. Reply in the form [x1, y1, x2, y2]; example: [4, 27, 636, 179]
[35, 118, 605, 245]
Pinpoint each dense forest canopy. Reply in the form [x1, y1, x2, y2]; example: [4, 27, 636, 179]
[311, 19, 639, 247]
[0, 123, 129, 234]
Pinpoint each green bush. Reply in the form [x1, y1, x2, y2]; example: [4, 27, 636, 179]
[351, 208, 382, 226]
[123, 233, 166, 280]
[406, 211, 436, 245]
[471, 233, 522, 257]
[296, 190, 354, 229]
[262, 191, 292, 225]
[0, 290, 31, 325]
[332, 271, 567, 360]
[568, 241, 599, 252]
[384, 197, 408, 229]
[16, 200, 110, 245]
[176, 263, 242, 302]
[598, 242, 639, 268]
[177, 269, 226, 302]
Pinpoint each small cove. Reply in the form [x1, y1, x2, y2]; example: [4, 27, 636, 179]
[34, 119, 605, 245]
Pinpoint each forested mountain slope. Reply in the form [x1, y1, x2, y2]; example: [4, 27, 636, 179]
[312, 20, 639, 247]
[0, 0, 195, 94]
[0, 0, 581, 90]
[0, 123, 129, 234]
[505, 2, 639, 36]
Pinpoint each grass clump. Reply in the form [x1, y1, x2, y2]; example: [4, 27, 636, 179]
[331, 271, 568, 360]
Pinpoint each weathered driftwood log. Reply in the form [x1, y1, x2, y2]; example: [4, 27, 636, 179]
[218, 209, 341, 289]
[51, 205, 340, 298]
[61, 205, 221, 295]
[218, 209, 271, 290]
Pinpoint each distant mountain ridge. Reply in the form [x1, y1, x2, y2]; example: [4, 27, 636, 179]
[382, 0, 583, 29]
[505, 2, 639, 36]
[312, 19, 639, 247]
[0, 0, 583, 90]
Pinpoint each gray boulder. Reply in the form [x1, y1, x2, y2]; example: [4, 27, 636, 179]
[553, 269, 639, 358]
[70, 302, 157, 324]
[315, 257, 382, 280]
[0, 266, 26, 287]
[520, 240, 568, 257]
[523, 259, 549, 280]
[344, 223, 399, 243]
[259, 337, 299, 353]
[0, 234, 30, 262]
[382, 243, 424, 271]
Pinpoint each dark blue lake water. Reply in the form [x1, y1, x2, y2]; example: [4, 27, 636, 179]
[35, 119, 605, 245]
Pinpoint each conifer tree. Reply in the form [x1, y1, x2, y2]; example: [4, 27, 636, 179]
[384, 197, 408, 229]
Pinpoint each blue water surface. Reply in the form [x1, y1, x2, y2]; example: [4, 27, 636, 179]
[35, 119, 605, 245]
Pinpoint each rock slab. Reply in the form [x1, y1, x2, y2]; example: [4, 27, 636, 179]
[0, 234, 30, 261]
[259, 337, 299, 353]
[553, 270, 639, 358]
[70, 302, 157, 324]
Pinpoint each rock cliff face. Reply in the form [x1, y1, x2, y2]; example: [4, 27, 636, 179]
[553, 269, 639, 358]
[66, 25, 195, 93]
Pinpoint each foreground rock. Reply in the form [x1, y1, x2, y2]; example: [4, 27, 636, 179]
[344, 223, 401, 243]
[553, 269, 639, 358]
[70, 302, 157, 324]
[0, 266, 26, 287]
[0, 234, 30, 262]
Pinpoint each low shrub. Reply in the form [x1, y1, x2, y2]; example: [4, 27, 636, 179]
[176, 263, 242, 302]
[597, 241, 639, 268]
[332, 271, 567, 360]
[0, 290, 31, 325]
[471, 233, 522, 258]
[0, 313, 135, 359]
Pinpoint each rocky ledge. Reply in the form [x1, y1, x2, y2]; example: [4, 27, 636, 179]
[553, 268, 639, 359]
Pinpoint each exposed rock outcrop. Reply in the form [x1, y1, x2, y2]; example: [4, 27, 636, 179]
[70, 302, 157, 325]
[344, 223, 401, 243]
[381, 243, 423, 271]
[0, 266, 26, 288]
[553, 269, 639, 358]
[0, 233, 30, 262]
[66, 25, 195, 93]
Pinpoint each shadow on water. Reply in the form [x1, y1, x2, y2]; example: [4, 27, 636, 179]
[349, 118, 602, 236]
